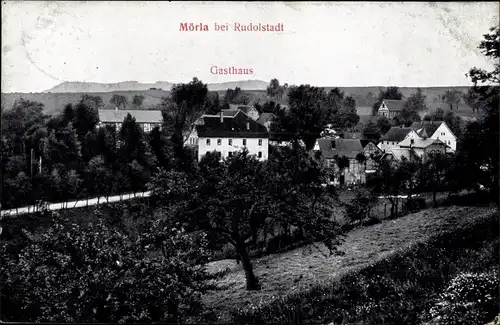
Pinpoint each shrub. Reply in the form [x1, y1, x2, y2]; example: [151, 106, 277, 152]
[426, 269, 499, 325]
[344, 188, 378, 224]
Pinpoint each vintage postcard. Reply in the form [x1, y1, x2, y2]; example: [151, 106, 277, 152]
[1, 1, 499, 324]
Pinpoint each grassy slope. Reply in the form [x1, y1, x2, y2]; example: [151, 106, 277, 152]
[1, 86, 473, 117]
[202, 205, 496, 317]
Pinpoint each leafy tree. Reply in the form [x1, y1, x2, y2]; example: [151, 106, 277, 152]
[73, 97, 100, 141]
[110, 94, 128, 109]
[431, 108, 445, 121]
[459, 26, 499, 199]
[441, 90, 463, 110]
[272, 85, 334, 150]
[362, 120, 381, 143]
[132, 94, 145, 108]
[443, 111, 463, 139]
[344, 188, 378, 224]
[423, 152, 449, 206]
[1, 209, 214, 323]
[85, 155, 113, 201]
[162, 78, 208, 170]
[266, 79, 288, 102]
[4, 172, 32, 211]
[203, 92, 222, 115]
[394, 89, 426, 126]
[372, 87, 404, 116]
[376, 116, 392, 135]
[148, 148, 342, 290]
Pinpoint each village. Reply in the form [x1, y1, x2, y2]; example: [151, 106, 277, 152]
[1, 2, 498, 325]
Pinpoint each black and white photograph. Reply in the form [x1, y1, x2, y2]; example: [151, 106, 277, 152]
[1, 1, 499, 324]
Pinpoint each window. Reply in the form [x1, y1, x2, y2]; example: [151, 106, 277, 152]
[206, 139, 211, 146]
[258, 151, 262, 158]
[243, 139, 247, 146]
[229, 139, 233, 146]
[217, 139, 222, 146]
[258, 139, 262, 146]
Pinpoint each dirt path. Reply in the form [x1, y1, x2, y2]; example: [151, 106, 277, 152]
[203, 205, 496, 316]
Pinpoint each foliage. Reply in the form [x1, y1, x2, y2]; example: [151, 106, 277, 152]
[266, 78, 288, 102]
[344, 188, 378, 224]
[132, 94, 145, 108]
[110, 94, 128, 109]
[362, 120, 381, 142]
[148, 147, 342, 291]
[441, 90, 463, 110]
[376, 116, 392, 135]
[223, 87, 251, 105]
[1, 209, 214, 323]
[426, 269, 499, 325]
[394, 88, 426, 126]
[271, 86, 358, 150]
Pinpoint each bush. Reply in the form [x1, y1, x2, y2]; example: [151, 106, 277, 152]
[426, 269, 499, 325]
[405, 197, 427, 212]
[344, 189, 378, 224]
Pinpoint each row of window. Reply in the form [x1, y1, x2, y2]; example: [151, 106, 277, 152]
[206, 138, 264, 146]
[226, 151, 263, 158]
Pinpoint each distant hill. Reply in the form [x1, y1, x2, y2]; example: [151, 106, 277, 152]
[2, 85, 474, 118]
[43, 79, 269, 93]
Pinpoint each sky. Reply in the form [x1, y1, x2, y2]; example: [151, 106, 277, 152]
[1, 1, 498, 93]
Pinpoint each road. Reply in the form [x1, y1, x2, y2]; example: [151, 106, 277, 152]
[1, 191, 151, 217]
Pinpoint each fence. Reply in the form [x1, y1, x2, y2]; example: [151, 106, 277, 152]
[0, 191, 151, 217]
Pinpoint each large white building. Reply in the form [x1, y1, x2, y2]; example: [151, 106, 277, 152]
[191, 110, 269, 161]
[410, 121, 457, 152]
[377, 126, 420, 152]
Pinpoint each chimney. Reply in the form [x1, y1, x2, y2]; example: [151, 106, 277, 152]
[246, 121, 250, 130]
[220, 111, 223, 123]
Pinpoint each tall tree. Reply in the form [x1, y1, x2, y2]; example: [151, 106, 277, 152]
[376, 116, 392, 135]
[73, 96, 100, 141]
[203, 92, 222, 115]
[132, 94, 145, 109]
[272, 85, 332, 150]
[460, 26, 499, 199]
[394, 88, 426, 126]
[110, 94, 128, 109]
[162, 77, 208, 170]
[362, 120, 381, 143]
[441, 89, 463, 110]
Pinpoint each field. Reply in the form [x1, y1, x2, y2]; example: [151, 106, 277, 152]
[1, 86, 474, 118]
[202, 205, 496, 320]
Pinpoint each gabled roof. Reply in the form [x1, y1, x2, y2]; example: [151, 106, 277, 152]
[317, 138, 364, 159]
[382, 99, 405, 112]
[196, 111, 268, 138]
[228, 104, 256, 115]
[342, 132, 362, 139]
[98, 109, 162, 124]
[360, 139, 380, 150]
[221, 109, 241, 117]
[256, 113, 275, 125]
[410, 121, 442, 138]
[380, 126, 414, 142]
[398, 137, 446, 149]
[386, 148, 419, 161]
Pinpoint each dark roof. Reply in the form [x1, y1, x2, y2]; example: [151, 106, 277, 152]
[342, 132, 362, 139]
[360, 139, 371, 148]
[228, 104, 255, 114]
[380, 126, 414, 142]
[98, 109, 162, 124]
[382, 99, 405, 112]
[410, 121, 442, 137]
[221, 109, 241, 117]
[196, 112, 268, 138]
[317, 138, 364, 159]
[256, 113, 275, 124]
